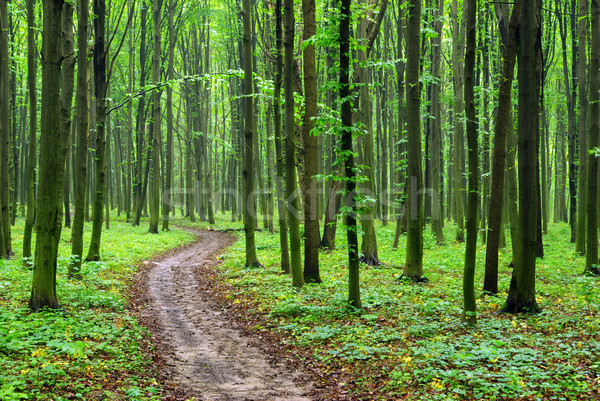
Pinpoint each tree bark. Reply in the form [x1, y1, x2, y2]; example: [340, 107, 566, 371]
[23, 0, 38, 264]
[483, 2, 519, 294]
[463, 0, 477, 324]
[340, 0, 360, 308]
[163, 0, 174, 231]
[85, 0, 107, 261]
[586, 0, 600, 275]
[403, 0, 424, 281]
[273, 0, 290, 273]
[30, 0, 68, 311]
[302, 0, 321, 283]
[575, 0, 589, 255]
[243, 0, 260, 268]
[149, 0, 162, 234]
[503, 0, 541, 313]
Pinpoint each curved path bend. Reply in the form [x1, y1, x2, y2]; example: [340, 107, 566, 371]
[139, 229, 312, 401]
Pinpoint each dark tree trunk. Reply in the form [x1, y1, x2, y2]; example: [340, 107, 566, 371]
[483, 3, 519, 294]
[29, 0, 68, 311]
[302, 0, 321, 283]
[502, 0, 541, 314]
[340, 0, 360, 308]
[23, 0, 38, 264]
[85, 0, 107, 261]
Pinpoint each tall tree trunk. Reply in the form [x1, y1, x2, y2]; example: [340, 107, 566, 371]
[430, 0, 445, 244]
[393, 0, 407, 248]
[340, 0, 360, 307]
[85, 0, 106, 261]
[132, 3, 147, 227]
[0, 0, 10, 257]
[585, 0, 600, 275]
[23, 0, 38, 264]
[302, 0, 321, 283]
[29, 0, 68, 311]
[403, 0, 424, 281]
[483, 2, 519, 294]
[503, 0, 541, 313]
[463, 0, 477, 324]
[242, 0, 260, 267]
[162, 0, 174, 231]
[284, 0, 303, 285]
[60, 1, 75, 231]
[149, 0, 161, 234]
[452, 0, 466, 242]
[69, 0, 89, 277]
[556, 0, 578, 242]
[273, 0, 290, 273]
[575, 0, 588, 255]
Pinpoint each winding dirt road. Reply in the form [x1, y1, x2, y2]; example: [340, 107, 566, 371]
[137, 228, 313, 401]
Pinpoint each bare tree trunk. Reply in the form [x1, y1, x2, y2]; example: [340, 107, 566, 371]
[503, 0, 541, 313]
[585, 0, 600, 275]
[463, 0, 478, 324]
[23, 0, 38, 263]
[243, 0, 260, 267]
[29, 0, 68, 311]
[85, 0, 107, 261]
[340, 0, 360, 307]
[403, 0, 424, 281]
[302, 0, 321, 283]
[483, 2, 519, 294]
[149, 0, 162, 234]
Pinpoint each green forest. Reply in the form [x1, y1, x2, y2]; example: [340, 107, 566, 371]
[0, 0, 599, 398]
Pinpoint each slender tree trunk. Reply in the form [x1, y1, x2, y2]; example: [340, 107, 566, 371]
[69, 0, 89, 277]
[430, 0, 445, 244]
[29, 0, 68, 311]
[273, 0, 290, 273]
[452, 0, 466, 242]
[284, 0, 303, 285]
[575, 0, 588, 255]
[132, 4, 147, 227]
[0, 0, 10, 257]
[23, 0, 38, 264]
[162, 0, 174, 231]
[503, 0, 541, 313]
[340, 0, 360, 307]
[149, 0, 161, 234]
[243, 0, 260, 267]
[60, 1, 75, 232]
[483, 3, 519, 294]
[302, 0, 321, 283]
[393, 1, 407, 248]
[463, 0, 477, 324]
[85, 0, 107, 261]
[403, 0, 424, 281]
[586, 0, 600, 275]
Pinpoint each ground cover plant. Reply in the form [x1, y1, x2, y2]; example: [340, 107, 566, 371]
[0, 218, 195, 400]
[187, 214, 600, 400]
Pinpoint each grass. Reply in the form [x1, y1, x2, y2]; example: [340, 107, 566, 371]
[0, 217, 195, 400]
[185, 212, 600, 400]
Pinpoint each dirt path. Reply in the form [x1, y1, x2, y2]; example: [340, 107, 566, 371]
[138, 228, 313, 401]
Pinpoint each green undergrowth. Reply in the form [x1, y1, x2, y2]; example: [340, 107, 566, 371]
[187, 213, 600, 400]
[0, 217, 195, 400]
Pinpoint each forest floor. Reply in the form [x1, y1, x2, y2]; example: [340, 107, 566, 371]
[133, 227, 316, 401]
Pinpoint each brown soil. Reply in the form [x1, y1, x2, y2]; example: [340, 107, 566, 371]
[134, 228, 314, 401]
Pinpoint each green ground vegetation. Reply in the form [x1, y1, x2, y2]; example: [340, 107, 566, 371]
[187, 214, 600, 400]
[0, 218, 194, 400]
